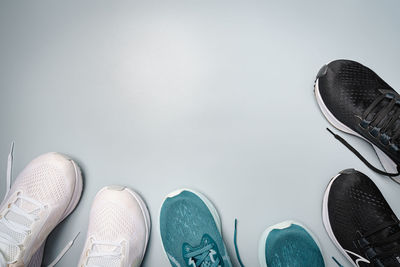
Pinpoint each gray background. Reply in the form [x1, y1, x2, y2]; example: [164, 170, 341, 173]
[0, 1, 400, 266]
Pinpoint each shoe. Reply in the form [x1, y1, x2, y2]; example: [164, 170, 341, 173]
[258, 220, 325, 267]
[323, 169, 400, 266]
[159, 189, 232, 267]
[0, 152, 83, 266]
[78, 186, 150, 267]
[315, 59, 400, 181]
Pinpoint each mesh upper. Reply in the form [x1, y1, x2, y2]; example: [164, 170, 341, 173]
[327, 170, 400, 266]
[0, 153, 77, 264]
[90, 200, 136, 242]
[317, 59, 400, 164]
[79, 187, 148, 267]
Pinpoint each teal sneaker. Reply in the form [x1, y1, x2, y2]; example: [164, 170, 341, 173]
[258, 220, 325, 267]
[160, 189, 232, 267]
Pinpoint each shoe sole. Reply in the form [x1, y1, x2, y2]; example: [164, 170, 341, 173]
[159, 188, 223, 265]
[27, 158, 83, 267]
[314, 77, 400, 182]
[257, 220, 325, 267]
[122, 187, 151, 264]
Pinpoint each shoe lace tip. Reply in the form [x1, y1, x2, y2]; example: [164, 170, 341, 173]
[332, 256, 344, 267]
[326, 128, 335, 136]
[233, 219, 245, 267]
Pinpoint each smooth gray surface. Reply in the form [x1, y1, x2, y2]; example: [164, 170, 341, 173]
[1, 1, 400, 266]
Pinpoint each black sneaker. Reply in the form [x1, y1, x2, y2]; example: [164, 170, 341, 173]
[315, 59, 400, 181]
[323, 169, 400, 267]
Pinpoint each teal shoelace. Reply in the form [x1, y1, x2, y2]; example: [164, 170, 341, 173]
[332, 256, 344, 267]
[234, 219, 245, 267]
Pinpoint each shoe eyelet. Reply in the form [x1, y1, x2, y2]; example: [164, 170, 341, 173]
[365, 247, 378, 260]
[360, 120, 370, 129]
[379, 133, 390, 146]
[369, 127, 381, 138]
[385, 93, 395, 99]
[390, 143, 399, 152]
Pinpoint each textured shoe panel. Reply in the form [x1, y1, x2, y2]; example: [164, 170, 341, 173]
[79, 187, 147, 267]
[159, 190, 228, 266]
[88, 188, 147, 241]
[9, 153, 76, 208]
[89, 201, 136, 241]
[327, 170, 395, 250]
[318, 60, 393, 127]
[265, 224, 324, 267]
[0, 153, 79, 266]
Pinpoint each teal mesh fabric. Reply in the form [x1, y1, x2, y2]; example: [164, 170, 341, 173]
[160, 190, 232, 267]
[265, 224, 325, 267]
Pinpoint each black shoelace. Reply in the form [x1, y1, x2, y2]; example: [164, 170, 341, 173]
[361, 92, 400, 144]
[327, 128, 400, 177]
[355, 220, 400, 263]
[328, 92, 400, 177]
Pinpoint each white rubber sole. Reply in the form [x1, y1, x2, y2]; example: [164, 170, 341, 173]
[159, 188, 223, 265]
[258, 220, 325, 267]
[314, 78, 400, 183]
[27, 158, 83, 267]
[124, 187, 151, 263]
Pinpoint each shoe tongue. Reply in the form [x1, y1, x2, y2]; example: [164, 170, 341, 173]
[86, 245, 121, 267]
[0, 198, 38, 262]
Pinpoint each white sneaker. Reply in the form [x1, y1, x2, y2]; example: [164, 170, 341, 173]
[78, 186, 150, 267]
[0, 152, 83, 266]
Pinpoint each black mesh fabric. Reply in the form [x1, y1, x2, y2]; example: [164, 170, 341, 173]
[327, 169, 400, 266]
[317, 59, 400, 165]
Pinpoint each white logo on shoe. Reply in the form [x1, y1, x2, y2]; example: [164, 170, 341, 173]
[189, 258, 196, 267]
[345, 249, 370, 266]
[209, 249, 217, 263]
[188, 249, 220, 267]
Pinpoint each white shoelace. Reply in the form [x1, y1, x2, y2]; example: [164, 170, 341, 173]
[5, 142, 14, 200]
[85, 240, 123, 267]
[0, 194, 45, 263]
[1, 142, 79, 266]
[47, 232, 80, 267]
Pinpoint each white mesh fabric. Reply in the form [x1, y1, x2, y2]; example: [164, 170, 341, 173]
[17, 163, 67, 206]
[87, 257, 120, 267]
[0, 241, 18, 262]
[79, 187, 148, 267]
[0, 153, 77, 264]
[86, 244, 122, 267]
[89, 201, 136, 242]
[85, 202, 135, 267]
[7, 154, 75, 223]
[0, 201, 40, 261]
